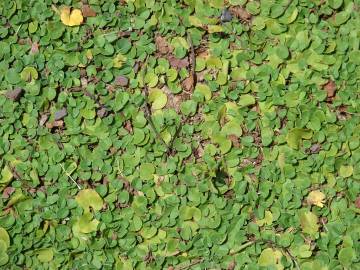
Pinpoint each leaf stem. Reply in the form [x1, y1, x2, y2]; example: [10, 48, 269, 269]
[60, 164, 82, 190]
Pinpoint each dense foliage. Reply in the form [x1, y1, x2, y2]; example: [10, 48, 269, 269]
[1, 0, 360, 269]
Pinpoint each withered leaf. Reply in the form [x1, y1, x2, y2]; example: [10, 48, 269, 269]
[323, 80, 336, 98]
[54, 107, 67, 120]
[5, 88, 23, 101]
[115, 75, 129, 87]
[82, 5, 97, 17]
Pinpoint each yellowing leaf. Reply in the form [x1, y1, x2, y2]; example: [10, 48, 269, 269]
[37, 248, 54, 263]
[299, 210, 319, 236]
[307, 190, 325, 208]
[60, 7, 83, 26]
[1, 166, 13, 185]
[189, 16, 203, 27]
[0, 228, 10, 250]
[113, 54, 127, 68]
[258, 248, 284, 270]
[286, 128, 312, 149]
[75, 189, 103, 213]
[256, 210, 273, 226]
[73, 213, 100, 233]
[149, 88, 167, 110]
[339, 165, 353, 178]
[207, 25, 224, 33]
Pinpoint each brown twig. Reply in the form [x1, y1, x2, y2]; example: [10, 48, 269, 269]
[141, 58, 168, 148]
[173, 258, 204, 270]
[165, 31, 196, 157]
[187, 31, 196, 92]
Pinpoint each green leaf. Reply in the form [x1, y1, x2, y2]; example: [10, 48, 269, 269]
[180, 100, 197, 116]
[338, 247, 356, 267]
[332, 10, 350, 26]
[329, 0, 343, 9]
[140, 163, 155, 180]
[113, 92, 129, 112]
[0, 252, 9, 266]
[5, 69, 20, 84]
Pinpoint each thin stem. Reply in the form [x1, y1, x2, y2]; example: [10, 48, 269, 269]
[60, 164, 82, 190]
[174, 258, 204, 270]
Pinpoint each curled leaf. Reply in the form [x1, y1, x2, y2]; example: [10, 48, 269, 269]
[60, 7, 83, 26]
[307, 190, 325, 208]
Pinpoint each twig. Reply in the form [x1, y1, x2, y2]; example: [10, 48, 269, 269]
[60, 164, 82, 190]
[187, 31, 196, 91]
[174, 257, 204, 270]
[165, 31, 196, 157]
[229, 240, 256, 256]
[141, 58, 168, 148]
[15, 24, 22, 35]
[283, 248, 300, 270]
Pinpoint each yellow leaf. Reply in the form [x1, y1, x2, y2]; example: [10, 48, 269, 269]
[189, 16, 203, 27]
[113, 54, 127, 68]
[307, 190, 325, 208]
[207, 25, 224, 33]
[60, 6, 83, 26]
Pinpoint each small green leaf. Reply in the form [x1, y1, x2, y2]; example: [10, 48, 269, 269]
[338, 247, 356, 267]
[140, 163, 155, 180]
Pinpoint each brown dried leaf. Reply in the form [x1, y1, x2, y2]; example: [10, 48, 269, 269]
[97, 107, 107, 118]
[229, 6, 252, 22]
[355, 197, 360, 209]
[323, 80, 336, 98]
[82, 5, 97, 17]
[115, 75, 129, 87]
[5, 88, 23, 101]
[309, 144, 321, 154]
[228, 135, 240, 147]
[30, 42, 39, 54]
[182, 76, 194, 93]
[155, 36, 173, 55]
[46, 120, 63, 129]
[2, 187, 15, 199]
[53, 120, 64, 127]
[124, 120, 133, 133]
[54, 107, 67, 120]
[168, 55, 189, 69]
[227, 261, 236, 270]
[39, 114, 49, 126]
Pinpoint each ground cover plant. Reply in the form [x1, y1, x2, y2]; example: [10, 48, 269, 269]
[0, 0, 360, 269]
